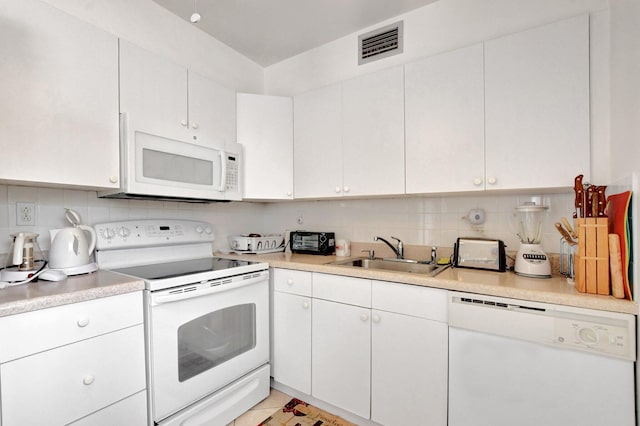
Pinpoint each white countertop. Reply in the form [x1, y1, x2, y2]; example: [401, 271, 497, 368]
[221, 252, 638, 315]
[0, 270, 145, 317]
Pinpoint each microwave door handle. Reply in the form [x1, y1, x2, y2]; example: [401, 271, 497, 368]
[151, 273, 266, 305]
[218, 150, 227, 192]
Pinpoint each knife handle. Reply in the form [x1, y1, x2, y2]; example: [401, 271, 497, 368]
[596, 185, 607, 217]
[574, 174, 584, 218]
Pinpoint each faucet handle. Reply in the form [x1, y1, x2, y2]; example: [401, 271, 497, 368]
[361, 249, 375, 260]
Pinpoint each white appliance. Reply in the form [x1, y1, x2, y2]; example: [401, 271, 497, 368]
[48, 208, 98, 275]
[95, 219, 269, 426]
[99, 114, 242, 202]
[512, 202, 551, 278]
[448, 292, 636, 426]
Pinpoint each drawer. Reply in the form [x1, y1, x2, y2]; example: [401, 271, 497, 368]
[0, 325, 146, 426]
[70, 390, 147, 426]
[272, 268, 312, 296]
[372, 281, 448, 322]
[313, 273, 371, 307]
[0, 291, 142, 363]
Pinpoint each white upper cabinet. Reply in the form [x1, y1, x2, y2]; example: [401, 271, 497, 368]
[342, 66, 405, 197]
[0, 0, 119, 189]
[294, 84, 343, 198]
[237, 94, 293, 200]
[119, 40, 235, 148]
[484, 14, 590, 190]
[405, 44, 485, 194]
[119, 40, 187, 141]
[294, 66, 405, 198]
[189, 70, 236, 146]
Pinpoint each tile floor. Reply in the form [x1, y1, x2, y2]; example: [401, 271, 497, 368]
[227, 388, 292, 426]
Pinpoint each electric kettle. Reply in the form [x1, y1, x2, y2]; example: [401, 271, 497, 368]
[49, 209, 98, 275]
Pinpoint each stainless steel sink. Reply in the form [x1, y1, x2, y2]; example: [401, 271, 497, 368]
[329, 257, 450, 276]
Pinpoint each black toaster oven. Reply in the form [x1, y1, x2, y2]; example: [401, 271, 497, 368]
[290, 231, 335, 255]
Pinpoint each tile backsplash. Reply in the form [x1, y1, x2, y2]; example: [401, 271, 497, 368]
[0, 185, 576, 261]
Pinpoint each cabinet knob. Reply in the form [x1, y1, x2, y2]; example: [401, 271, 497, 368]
[487, 176, 497, 185]
[180, 120, 188, 127]
[335, 186, 341, 194]
[109, 176, 118, 184]
[287, 279, 294, 286]
[343, 186, 350, 193]
[372, 314, 381, 323]
[83, 375, 95, 386]
[473, 178, 483, 186]
[302, 302, 309, 309]
[360, 313, 369, 322]
[191, 122, 199, 129]
[77, 317, 90, 328]
[286, 191, 292, 197]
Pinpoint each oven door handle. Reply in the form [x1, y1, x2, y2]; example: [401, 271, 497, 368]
[151, 273, 267, 305]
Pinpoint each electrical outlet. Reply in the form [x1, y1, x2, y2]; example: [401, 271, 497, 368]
[17, 202, 35, 226]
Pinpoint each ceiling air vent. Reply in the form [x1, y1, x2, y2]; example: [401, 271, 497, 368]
[358, 21, 404, 65]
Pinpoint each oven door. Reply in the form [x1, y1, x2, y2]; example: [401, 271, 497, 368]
[146, 271, 269, 422]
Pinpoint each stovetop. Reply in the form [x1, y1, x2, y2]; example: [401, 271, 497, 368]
[111, 257, 260, 281]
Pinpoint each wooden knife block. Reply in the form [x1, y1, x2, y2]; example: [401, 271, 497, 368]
[574, 218, 609, 294]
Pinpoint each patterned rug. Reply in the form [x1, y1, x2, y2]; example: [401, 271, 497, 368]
[258, 398, 357, 426]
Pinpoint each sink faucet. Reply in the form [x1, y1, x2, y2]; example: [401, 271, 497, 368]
[374, 236, 403, 259]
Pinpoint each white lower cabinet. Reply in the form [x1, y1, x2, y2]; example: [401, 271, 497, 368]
[312, 298, 372, 419]
[371, 281, 448, 426]
[0, 292, 146, 426]
[271, 269, 312, 394]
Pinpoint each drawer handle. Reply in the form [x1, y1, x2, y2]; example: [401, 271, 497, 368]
[287, 279, 294, 286]
[83, 375, 95, 386]
[77, 317, 90, 327]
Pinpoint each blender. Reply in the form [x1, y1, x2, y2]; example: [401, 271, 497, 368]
[513, 202, 551, 278]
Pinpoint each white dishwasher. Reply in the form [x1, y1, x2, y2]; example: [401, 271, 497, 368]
[448, 292, 636, 426]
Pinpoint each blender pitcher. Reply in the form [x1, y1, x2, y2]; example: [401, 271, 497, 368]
[513, 202, 551, 278]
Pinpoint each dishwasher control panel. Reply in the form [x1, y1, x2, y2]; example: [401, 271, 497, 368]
[450, 293, 636, 361]
[554, 318, 631, 358]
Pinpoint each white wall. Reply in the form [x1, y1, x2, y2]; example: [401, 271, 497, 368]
[40, 0, 263, 93]
[609, 0, 640, 183]
[264, 0, 608, 96]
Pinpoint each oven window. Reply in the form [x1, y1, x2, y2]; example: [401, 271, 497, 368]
[177, 303, 256, 382]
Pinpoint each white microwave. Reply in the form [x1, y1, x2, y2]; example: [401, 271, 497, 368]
[100, 115, 242, 202]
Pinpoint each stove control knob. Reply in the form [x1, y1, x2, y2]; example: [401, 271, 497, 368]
[100, 228, 115, 240]
[195, 225, 203, 234]
[204, 226, 212, 234]
[117, 227, 130, 238]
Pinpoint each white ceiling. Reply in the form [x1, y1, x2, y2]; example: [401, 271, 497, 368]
[152, 0, 439, 67]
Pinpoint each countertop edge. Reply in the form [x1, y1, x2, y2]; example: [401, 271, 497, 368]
[0, 270, 145, 317]
[223, 252, 638, 315]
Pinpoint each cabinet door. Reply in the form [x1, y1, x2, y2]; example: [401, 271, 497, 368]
[371, 310, 448, 426]
[312, 298, 370, 419]
[484, 14, 589, 190]
[342, 66, 405, 196]
[272, 292, 311, 394]
[0, 325, 145, 426]
[0, 0, 119, 189]
[189, 70, 236, 148]
[119, 40, 188, 141]
[237, 93, 294, 199]
[293, 84, 343, 198]
[405, 44, 485, 193]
